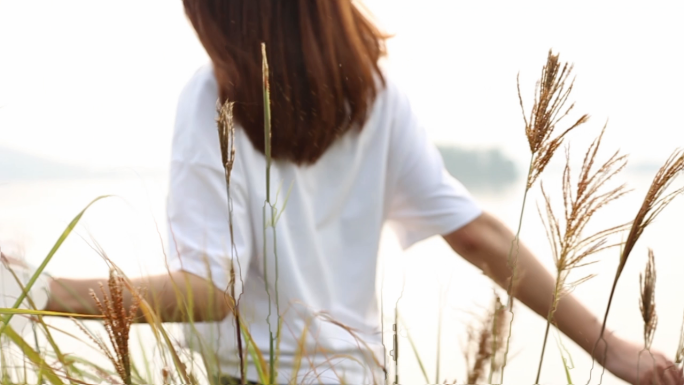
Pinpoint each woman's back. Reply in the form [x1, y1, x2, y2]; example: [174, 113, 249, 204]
[166, 65, 481, 383]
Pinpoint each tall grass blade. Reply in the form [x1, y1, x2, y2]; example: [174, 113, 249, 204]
[535, 127, 629, 382]
[119, 278, 192, 384]
[500, 50, 589, 382]
[3, 324, 63, 385]
[262, 42, 272, 199]
[555, 329, 575, 384]
[290, 316, 314, 385]
[589, 149, 684, 383]
[391, 269, 407, 385]
[435, 288, 443, 384]
[240, 320, 270, 384]
[54, 353, 138, 384]
[260, 41, 282, 384]
[216, 97, 246, 384]
[398, 313, 430, 384]
[0, 308, 104, 318]
[675, 311, 684, 370]
[0, 195, 110, 337]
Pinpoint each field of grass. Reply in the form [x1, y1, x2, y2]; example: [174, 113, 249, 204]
[2, 48, 683, 384]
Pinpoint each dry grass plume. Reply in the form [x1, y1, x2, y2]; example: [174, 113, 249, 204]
[591, 149, 684, 380]
[217, 98, 247, 384]
[75, 269, 141, 385]
[501, 49, 591, 381]
[602, 149, 684, 323]
[541, 126, 629, 304]
[217, 100, 236, 184]
[465, 294, 507, 384]
[535, 125, 630, 382]
[520, 50, 590, 189]
[617, 150, 684, 279]
[640, 249, 657, 350]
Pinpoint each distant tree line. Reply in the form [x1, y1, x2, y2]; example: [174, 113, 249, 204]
[436, 145, 519, 192]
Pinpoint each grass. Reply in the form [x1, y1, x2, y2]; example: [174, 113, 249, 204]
[498, 50, 590, 383]
[2, 47, 684, 384]
[73, 270, 140, 384]
[463, 293, 507, 383]
[534, 124, 630, 382]
[588, 148, 684, 383]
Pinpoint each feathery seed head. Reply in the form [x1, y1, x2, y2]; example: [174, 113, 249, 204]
[217, 100, 236, 183]
[618, 149, 684, 278]
[539, 125, 629, 320]
[465, 294, 508, 383]
[78, 269, 140, 384]
[519, 50, 590, 188]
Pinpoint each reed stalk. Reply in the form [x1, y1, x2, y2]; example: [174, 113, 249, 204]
[588, 149, 684, 383]
[217, 93, 246, 384]
[499, 50, 589, 382]
[675, 312, 684, 370]
[0, 196, 110, 337]
[260, 42, 283, 385]
[74, 270, 141, 385]
[397, 314, 429, 384]
[534, 125, 630, 382]
[391, 268, 407, 385]
[435, 287, 443, 383]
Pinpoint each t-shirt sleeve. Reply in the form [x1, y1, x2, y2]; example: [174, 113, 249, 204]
[166, 67, 252, 296]
[385, 82, 483, 250]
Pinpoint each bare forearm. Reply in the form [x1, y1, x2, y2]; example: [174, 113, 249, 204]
[444, 213, 614, 361]
[45, 271, 232, 323]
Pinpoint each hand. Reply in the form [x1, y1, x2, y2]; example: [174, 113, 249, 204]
[604, 338, 683, 385]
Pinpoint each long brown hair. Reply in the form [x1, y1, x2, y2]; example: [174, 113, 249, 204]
[184, 0, 388, 164]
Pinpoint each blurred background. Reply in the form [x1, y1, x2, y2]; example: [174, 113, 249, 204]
[1, 1, 683, 383]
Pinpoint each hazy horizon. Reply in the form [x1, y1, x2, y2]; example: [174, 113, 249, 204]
[1, 1, 683, 171]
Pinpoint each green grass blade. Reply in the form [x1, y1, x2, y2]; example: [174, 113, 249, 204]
[137, 330, 154, 384]
[0, 195, 110, 336]
[49, 351, 146, 384]
[3, 325, 63, 385]
[3, 264, 84, 380]
[398, 312, 429, 384]
[0, 308, 104, 318]
[555, 330, 574, 384]
[1, 342, 10, 384]
[273, 181, 294, 225]
[240, 321, 269, 384]
[118, 277, 192, 384]
[289, 316, 313, 385]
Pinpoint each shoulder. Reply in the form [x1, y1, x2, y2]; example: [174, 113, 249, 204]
[171, 64, 222, 165]
[176, 64, 219, 115]
[370, 71, 420, 145]
[375, 71, 408, 111]
[371, 71, 416, 131]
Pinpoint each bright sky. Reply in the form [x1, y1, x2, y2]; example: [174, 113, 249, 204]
[1, 1, 682, 169]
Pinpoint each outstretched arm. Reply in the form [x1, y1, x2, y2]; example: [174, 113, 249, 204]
[45, 271, 232, 323]
[443, 212, 682, 385]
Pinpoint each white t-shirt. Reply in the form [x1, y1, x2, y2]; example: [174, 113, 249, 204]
[167, 65, 482, 384]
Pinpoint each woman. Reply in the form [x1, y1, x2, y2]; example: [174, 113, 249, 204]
[38, 1, 681, 384]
